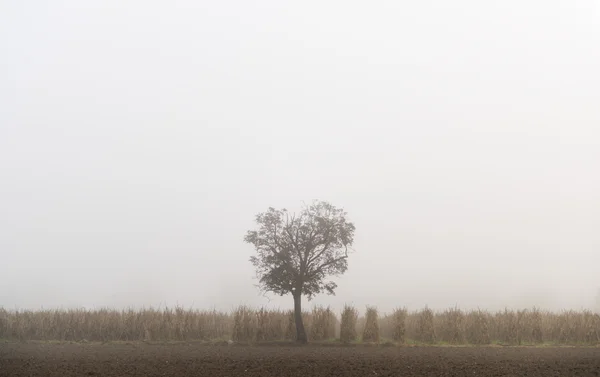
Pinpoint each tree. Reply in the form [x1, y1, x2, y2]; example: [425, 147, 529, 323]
[244, 200, 355, 343]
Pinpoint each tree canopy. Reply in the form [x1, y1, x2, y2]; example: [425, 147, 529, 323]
[244, 200, 355, 342]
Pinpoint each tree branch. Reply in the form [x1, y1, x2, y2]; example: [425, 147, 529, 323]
[306, 240, 332, 268]
[307, 255, 348, 279]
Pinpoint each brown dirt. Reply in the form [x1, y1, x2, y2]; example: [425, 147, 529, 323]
[1, 342, 599, 377]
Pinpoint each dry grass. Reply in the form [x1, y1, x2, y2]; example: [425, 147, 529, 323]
[1, 306, 599, 345]
[283, 309, 311, 341]
[496, 308, 520, 344]
[519, 308, 543, 344]
[464, 309, 491, 345]
[391, 307, 408, 343]
[416, 307, 436, 343]
[380, 307, 407, 343]
[231, 306, 289, 342]
[309, 306, 336, 341]
[546, 310, 600, 344]
[339, 304, 358, 343]
[231, 306, 254, 342]
[437, 307, 465, 344]
[362, 306, 380, 342]
[0, 307, 230, 342]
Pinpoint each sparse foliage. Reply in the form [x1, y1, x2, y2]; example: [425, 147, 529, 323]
[244, 200, 355, 343]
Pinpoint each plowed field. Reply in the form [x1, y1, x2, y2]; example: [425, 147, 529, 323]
[1, 342, 599, 377]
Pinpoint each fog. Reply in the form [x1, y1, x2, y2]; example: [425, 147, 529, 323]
[1, 1, 599, 314]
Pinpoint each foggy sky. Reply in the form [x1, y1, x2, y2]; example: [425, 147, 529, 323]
[1, 1, 599, 314]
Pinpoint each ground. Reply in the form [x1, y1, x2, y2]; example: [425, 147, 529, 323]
[1, 342, 599, 377]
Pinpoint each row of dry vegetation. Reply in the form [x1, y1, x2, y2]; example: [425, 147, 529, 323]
[1, 306, 599, 345]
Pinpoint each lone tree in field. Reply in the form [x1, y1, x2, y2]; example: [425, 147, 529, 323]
[244, 200, 355, 343]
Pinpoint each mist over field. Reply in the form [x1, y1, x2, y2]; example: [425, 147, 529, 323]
[1, 1, 599, 315]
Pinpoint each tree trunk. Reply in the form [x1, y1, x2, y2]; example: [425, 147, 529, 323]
[293, 292, 308, 343]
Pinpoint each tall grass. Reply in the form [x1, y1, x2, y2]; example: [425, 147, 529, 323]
[464, 309, 491, 344]
[437, 307, 465, 344]
[339, 304, 358, 343]
[390, 307, 407, 343]
[0, 307, 230, 342]
[1, 306, 598, 345]
[309, 306, 337, 341]
[362, 306, 380, 342]
[416, 307, 436, 343]
[283, 309, 311, 341]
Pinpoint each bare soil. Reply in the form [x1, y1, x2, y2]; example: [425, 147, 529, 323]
[1, 342, 599, 377]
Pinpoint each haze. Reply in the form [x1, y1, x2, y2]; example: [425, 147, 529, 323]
[1, 1, 599, 314]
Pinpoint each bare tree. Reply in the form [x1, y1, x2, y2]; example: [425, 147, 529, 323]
[244, 200, 355, 343]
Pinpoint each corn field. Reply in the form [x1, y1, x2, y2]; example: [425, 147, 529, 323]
[1, 306, 598, 345]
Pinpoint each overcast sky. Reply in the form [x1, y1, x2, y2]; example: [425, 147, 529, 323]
[1, 0, 599, 313]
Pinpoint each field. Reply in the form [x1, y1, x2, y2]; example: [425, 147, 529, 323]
[2, 306, 599, 345]
[2, 342, 600, 377]
[1, 306, 600, 376]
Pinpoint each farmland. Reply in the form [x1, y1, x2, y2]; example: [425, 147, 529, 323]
[2, 306, 599, 345]
[2, 342, 600, 377]
[2, 306, 599, 376]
